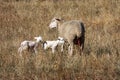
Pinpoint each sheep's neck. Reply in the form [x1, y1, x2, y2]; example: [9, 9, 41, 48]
[57, 21, 63, 31]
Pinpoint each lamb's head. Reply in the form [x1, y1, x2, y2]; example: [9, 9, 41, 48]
[57, 37, 65, 44]
[34, 36, 43, 43]
[49, 17, 62, 29]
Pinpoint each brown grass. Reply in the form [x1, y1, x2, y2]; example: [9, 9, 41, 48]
[0, 0, 120, 80]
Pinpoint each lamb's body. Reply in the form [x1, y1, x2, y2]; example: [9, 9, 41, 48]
[49, 18, 85, 56]
[43, 37, 64, 53]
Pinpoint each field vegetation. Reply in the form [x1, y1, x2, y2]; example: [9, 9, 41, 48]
[0, 0, 120, 79]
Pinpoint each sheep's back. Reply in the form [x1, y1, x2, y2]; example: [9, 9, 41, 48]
[58, 20, 84, 40]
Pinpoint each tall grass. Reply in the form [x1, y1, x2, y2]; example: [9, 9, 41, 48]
[0, 0, 120, 79]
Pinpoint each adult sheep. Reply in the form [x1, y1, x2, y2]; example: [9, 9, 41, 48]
[49, 17, 85, 56]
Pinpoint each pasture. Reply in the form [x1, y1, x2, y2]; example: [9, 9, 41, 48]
[0, 0, 120, 79]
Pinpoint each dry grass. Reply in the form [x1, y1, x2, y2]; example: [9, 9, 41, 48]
[0, 0, 120, 80]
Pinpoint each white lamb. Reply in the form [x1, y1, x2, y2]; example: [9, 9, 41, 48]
[43, 37, 65, 53]
[18, 36, 42, 56]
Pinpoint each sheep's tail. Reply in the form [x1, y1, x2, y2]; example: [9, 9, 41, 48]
[76, 22, 85, 38]
[80, 22, 85, 33]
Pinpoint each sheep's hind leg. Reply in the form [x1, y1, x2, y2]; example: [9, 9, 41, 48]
[79, 38, 85, 56]
[81, 43, 84, 55]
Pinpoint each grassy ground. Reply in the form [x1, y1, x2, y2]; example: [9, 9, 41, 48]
[0, 0, 120, 80]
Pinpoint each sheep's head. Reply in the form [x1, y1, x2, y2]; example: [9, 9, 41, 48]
[34, 36, 43, 43]
[49, 17, 62, 29]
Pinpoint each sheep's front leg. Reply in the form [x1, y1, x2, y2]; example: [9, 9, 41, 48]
[61, 44, 64, 52]
[68, 43, 73, 56]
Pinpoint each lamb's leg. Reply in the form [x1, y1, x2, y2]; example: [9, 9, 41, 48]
[18, 47, 22, 57]
[18, 47, 21, 56]
[35, 49, 38, 54]
[34, 47, 38, 54]
[68, 45, 71, 54]
[52, 47, 55, 53]
[18, 47, 21, 53]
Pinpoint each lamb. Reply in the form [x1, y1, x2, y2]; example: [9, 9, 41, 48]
[49, 17, 85, 56]
[43, 37, 65, 53]
[18, 36, 42, 56]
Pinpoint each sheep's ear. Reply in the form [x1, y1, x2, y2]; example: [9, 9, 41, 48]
[56, 18, 61, 21]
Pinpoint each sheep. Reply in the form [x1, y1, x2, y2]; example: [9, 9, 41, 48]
[43, 37, 65, 53]
[18, 36, 42, 56]
[49, 17, 85, 56]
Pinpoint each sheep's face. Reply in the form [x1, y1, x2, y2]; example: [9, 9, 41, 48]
[49, 17, 61, 29]
[34, 36, 43, 43]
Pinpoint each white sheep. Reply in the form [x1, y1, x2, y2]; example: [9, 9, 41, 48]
[49, 17, 85, 56]
[18, 36, 42, 56]
[43, 37, 65, 53]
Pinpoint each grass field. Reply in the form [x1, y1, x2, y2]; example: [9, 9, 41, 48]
[0, 0, 120, 80]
